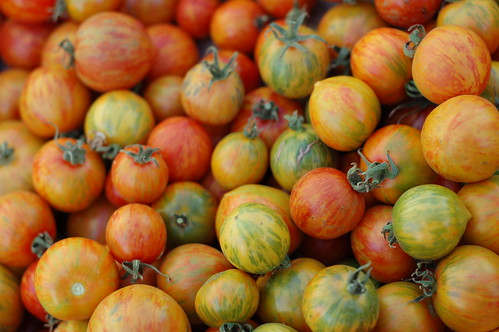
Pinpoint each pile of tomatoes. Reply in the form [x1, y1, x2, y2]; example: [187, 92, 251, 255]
[0, 0, 498, 331]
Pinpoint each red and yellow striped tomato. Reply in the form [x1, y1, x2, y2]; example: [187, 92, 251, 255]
[41, 21, 79, 71]
[374, 0, 442, 29]
[0, 68, 30, 121]
[0, 264, 23, 332]
[143, 75, 185, 122]
[20, 260, 48, 322]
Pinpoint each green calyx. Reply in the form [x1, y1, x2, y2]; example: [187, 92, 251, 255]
[347, 261, 373, 295]
[409, 261, 437, 303]
[404, 24, 426, 58]
[120, 144, 161, 167]
[51, 125, 87, 166]
[52, 0, 67, 22]
[381, 221, 398, 248]
[252, 100, 279, 121]
[31, 232, 54, 258]
[88, 131, 121, 160]
[271, 256, 291, 274]
[347, 149, 399, 193]
[44, 314, 61, 332]
[243, 121, 261, 139]
[59, 38, 75, 69]
[330, 45, 352, 75]
[121, 259, 170, 283]
[219, 322, 254, 332]
[405, 80, 423, 99]
[284, 110, 305, 132]
[202, 47, 238, 91]
[0, 142, 14, 166]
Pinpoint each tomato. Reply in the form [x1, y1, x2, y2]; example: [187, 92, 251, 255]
[215, 184, 303, 254]
[290, 167, 365, 239]
[201, 169, 230, 202]
[20, 260, 47, 322]
[157, 243, 233, 325]
[253, 323, 297, 332]
[0, 0, 55, 23]
[19, 67, 91, 139]
[230, 87, 303, 149]
[118, 259, 160, 288]
[296, 233, 352, 267]
[437, 0, 499, 54]
[175, 0, 220, 39]
[84, 90, 155, 147]
[372, 282, 444, 332]
[74, 11, 154, 92]
[181, 48, 244, 126]
[147, 116, 213, 182]
[152, 182, 217, 248]
[302, 264, 380, 331]
[458, 175, 499, 253]
[146, 24, 199, 81]
[421, 95, 499, 182]
[257, 0, 315, 19]
[257, 258, 325, 331]
[351, 28, 412, 105]
[411, 25, 491, 104]
[195, 268, 259, 328]
[143, 75, 185, 122]
[0, 264, 23, 332]
[104, 172, 128, 208]
[0, 20, 54, 69]
[391, 184, 471, 260]
[88, 284, 191, 331]
[0, 191, 56, 268]
[120, 0, 177, 25]
[270, 112, 338, 192]
[220, 202, 290, 274]
[35, 237, 119, 321]
[67, 196, 115, 244]
[32, 137, 106, 213]
[433, 245, 499, 332]
[383, 100, 435, 130]
[374, 0, 442, 29]
[41, 21, 79, 71]
[481, 61, 499, 105]
[54, 320, 88, 332]
[255, 15, 330, 99]
[309, 76, 381, 152]
[64, 0, 122, 22]
[0, 121, 45, 196]
[0, 69, 29, 121]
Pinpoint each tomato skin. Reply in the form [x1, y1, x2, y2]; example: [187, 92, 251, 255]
[383, 102, 435, 130]
[0, 264, 23, 332]
[54, 320, 88, 332]
[0, 0, 55, 23]
[458, 175, 499, 253]
[20, 260, 47, 322]
[65, 0, 122, 22]
[296, 234, 352, 266]
[257, 258, 325, 331]
[157, 243, 233, 325]
[0, 69, 30, 121]
[20, 67, 91, 139]
[41, 21, 79, 71]
[175, 0, 219, 39]
[35, 237, 120, 321]
[253, 323, 297, 332]
[309, 76, 381, 152]
[144, 75, 185, 122]
[351, 205, 416, 283]
[0, 191, 56, 268]
[481, 61, 499, 104]
[121, 0, 177, 25]
[84, 90, 155, 147]
[351, 28, 412, 105]
[434, 245, 499, 332]
[75, 12, 154, 92]
[257, 0, 315, 18]
[412, 26, 491, 104]
[32, 138, 106, 213]
[392, 184, 471, 260]
[104, 172, 128, 208]
[374, 0, 442, 29]
[195, 268, 259, 328]
[372, 281, 445, 332]
[201, 170, 230, 202]
[88, 284, 191, 332]
[147, 116, 213, 182]
[290, 167, 365, 239]
[421, 95, 499, 182]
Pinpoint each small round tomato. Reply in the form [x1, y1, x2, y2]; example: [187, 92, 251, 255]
[65, 0, 122, 22]
[120, 0, 177, 25]
[296, 234, 352, 267]
[54, 320, 88, 331]
[257, 0, 315, 19]
[0, 264, 23, 332]
[104, 172, 128, 208]
[374, 0, 443, 29]
[0, 0, 56, 23]
[41, 21, 78, 71]
[143, 75, 185, 122]
[175, 0, 220, 39]
[0, 69, 30, 121]
[253, 324, 297, 332]
[20, 260, 47, 322]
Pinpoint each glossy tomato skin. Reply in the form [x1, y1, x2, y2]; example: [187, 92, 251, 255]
[434, 245, 499, 332]
[195, 268, 259, 328]
[106, 204, 166, 264]
[201, 169, 230, 202]
[0, 191, 56, 268]
[351, 28, 412, 105]
[0, 0, 55, 23]
[257, 0, 315, 18]
[41, 21, 79, 71]
[372, 281, 445, 332]
[157, 243, 233, 325]
[20, 260, 47, 322]
[175, 0, 220, 39]
[309, 76, 381, 152]
[65, 0, 122, 22]
[296, 233, 353, 266]
[374, 0, 442, 29]
[351, 205, 416, 283]
[121, 0, 177, 25]
[152, 182, 217, 248]
[20, 67, 91, 139]
[54, 320, 88, 331]
[35, 237, 120, 321]
[421, 95, 499, 182]
[74, 12, 154, 92]
[257, 258, 325, 331]
[392, 184, 471, 260]
[412, 26, 491, 104]
[147, 116, 213, 182]
[144, 75, 185, 122]
[32, 138, 106, 213]
[290, 167, 365, 239]
[0, 264, 23, 332]
[88, 284, 191, 332]
[85, 90, 155, 147]
[104, 172, 128, 208]
[0, 69, 30, 121]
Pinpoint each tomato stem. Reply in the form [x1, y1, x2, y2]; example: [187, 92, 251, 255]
[347, 149, 399, 193]
[243, 120, 261, 139]
[404, 24, 426, 58]
[174, 214, 189, 228]
[254, 14, 270, 30]
[410, 262, 436, 303]
[405, 80, 423, 99]
[88, 131, 121, 160]
[202, 47, 238, 91]
[44, 314, 61, 332]
[122, 260, 171, 282]
[59, 38, 75, 69]
[252, 100, 279, 121]
[381, 221, 398, 248]
[219, 322, 254, 332]
[31, 232, 54, 258]
[329, 45, 351, 76]
[0, 142, 14, 165]
[52, 0, 67, 22]
[347, 261, 373, 295]
[284, 110, 305, 132]
[120, 144, 161, 167]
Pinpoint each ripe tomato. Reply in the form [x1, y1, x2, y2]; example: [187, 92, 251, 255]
[296, 233, 353, 267]
[175, 0, 220, 39]
[0, 191, 56, 268]
[309, 76, 381, 152]
[195, 269, 259, 328]
[253, 324, 297, 332]
[88, 284, 191, 331]
[74, 11, 154, 92]
[0, 264, 23, 332]
[41, 21, 78, 71]
[374, 0, 442, 29]
[0, 69, 29, 121]
[383, 100, 435, 130]
[104, 172, 128, 208]
[257, 0, 315, 18]
[120, 0, 177, 25]
[20, 260, 47, 322]
[421, 95, 499, 182]
[65, 0, 122, 22]
[201, 169, 230, 202]
[0, 0, 55, 23]
[143, 75, 185, 122]
[35, 237, 119, 321]
[54, 320, 88, 331]
[152, 182, 218, 248]
[257, 258, 325, 331]
[157, 243, 233, 324]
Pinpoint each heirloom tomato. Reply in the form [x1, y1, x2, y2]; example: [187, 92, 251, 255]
[253, 323, 297, 332]
[54, 320, 88, 332]
[104, 172, 128, 208]
[35, 237, 119, 321]
[41, 21, 78, 71]
[0, 69, 29, 121]
[121, 0, 177, 25]
[481, 61, 499, 105]
[201, 170, 230, 202]
[383, 100, 435, 130]
[0, 264, 23, 332]
[175, 0, 220, 39]
[257, 0, 315, 19]
[20, 260, 47, 322]
[374, 0, 442, 29]
[65, 0, 122, 22]
[0, 0, 55, 23]
[143, 75, 185, 121]
[296, 233, 352, 267]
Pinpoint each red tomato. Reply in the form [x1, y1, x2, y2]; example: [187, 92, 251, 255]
[257, 0, 315, 18]
[143, 75, 185, 122]
[65, 0, 122, 22]
[20, 260, 47, 322]
[201, 169, 230, 202]
[383, 101, 435, 130]
[41, 21, 79, 71]
[175, 0, 220, 39]
[296, 234, 352, 267]
[0, 0, 56, 23]
[0, 264, 23, 332]
[120, 0, 177, 25]
[104, 172, 128, 208]
[0, 191, 56, 268]
[0, 69, 30, 121]
[374, 0, 443, 29]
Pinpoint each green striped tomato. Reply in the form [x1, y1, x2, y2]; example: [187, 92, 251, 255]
[253, 323, 298, 332]
[0, 264, 23, 332]
[195, 268, 259, 328]
[392, 184, 471, 260]
[219, 202, 290, 274]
